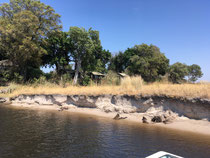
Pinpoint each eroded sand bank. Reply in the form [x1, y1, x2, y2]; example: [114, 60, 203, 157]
[9, 102, 210, 136]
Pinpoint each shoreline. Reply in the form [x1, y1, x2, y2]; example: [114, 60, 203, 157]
[7, 103, 210, 136]
[1, 93, 210, 136]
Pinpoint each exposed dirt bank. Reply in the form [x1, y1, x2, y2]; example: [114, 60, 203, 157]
[1, 94, 210, 135]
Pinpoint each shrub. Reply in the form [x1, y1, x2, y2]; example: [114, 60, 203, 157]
[60, 73, 72, 87]
[13, 73, 24, 84]
[101, 71, 120, 85]
[159, 73, 170, 84]
[34, 76, 47, 84]
[0, 70, 11, 83]
[80, 75, 91, 86]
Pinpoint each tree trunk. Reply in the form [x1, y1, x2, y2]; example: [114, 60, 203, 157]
[73, 60, 81, 85]
[55, 63, 59, 75]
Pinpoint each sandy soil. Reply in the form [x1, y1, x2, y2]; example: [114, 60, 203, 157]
[9, 103, 210, 136]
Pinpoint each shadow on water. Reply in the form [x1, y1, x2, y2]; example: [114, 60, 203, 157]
[0, 104, 210, 158]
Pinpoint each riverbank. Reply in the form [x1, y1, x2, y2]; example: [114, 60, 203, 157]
[6, 103, 210, 136]
[2, 93, 210, 136]
[1, 103, 210, 158]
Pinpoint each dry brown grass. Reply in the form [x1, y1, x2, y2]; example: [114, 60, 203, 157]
[120, 76, 143, 90]
[1, 79, 210, 99]
[139, 83, 210, 99]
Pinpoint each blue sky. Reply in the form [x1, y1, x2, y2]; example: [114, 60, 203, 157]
[1, 0, 210, 80]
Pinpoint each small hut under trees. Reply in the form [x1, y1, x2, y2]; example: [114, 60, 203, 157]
[90, 72, 106, 84]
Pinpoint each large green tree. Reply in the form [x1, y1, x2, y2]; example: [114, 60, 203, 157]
[0, 0, 61, 81]
[169, 62, 189, 83]
[69, 27, 111, 85]
[187, 64, 203, 82]
[110, 44, 169, 82]
[127, 44, 169, 82]
[109, 51, 127, 72]
[42, 31, 71, 76]
[80, 29, 111, 73]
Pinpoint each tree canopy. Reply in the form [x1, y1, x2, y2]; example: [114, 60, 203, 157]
[0, 0, 61, 80]
[188, 64, 203, 83]
[169, 63, 203, 83]
[0, 1, 203, 85]
[42, 31, 70, 76]
[109, 51, 127, 73]
[69, 27, 111, 85]
[109, 44, 169, 82]
[169, 62, 189, 83]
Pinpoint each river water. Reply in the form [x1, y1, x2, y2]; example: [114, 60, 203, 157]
[0, 104, 210, 158]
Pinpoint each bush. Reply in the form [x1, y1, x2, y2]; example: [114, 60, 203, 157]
[60, 73, 72, 87]
[159, 73, 169, 84]
[0, 70, 11, 83]
[13, 73, 24, 84]
[27, 67, 44, 80]
[33, 76, 47, 85]
[80, 74, 91, 86]
[48, 71, 60, 84]
[44, 73, 53, 80]
[101, 71, 120, 85]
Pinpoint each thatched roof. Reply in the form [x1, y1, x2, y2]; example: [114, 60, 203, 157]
[91, 72, 105, 76]
[118, 73, 128, 77]
[0, 60, 13, 67]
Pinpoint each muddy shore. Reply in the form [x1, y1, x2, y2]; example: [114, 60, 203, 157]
[1, 94, 210, 135]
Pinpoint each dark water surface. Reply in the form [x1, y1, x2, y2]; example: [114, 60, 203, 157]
[0, 104, 210, 158]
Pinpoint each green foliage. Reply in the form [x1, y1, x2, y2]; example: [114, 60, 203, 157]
[27, 67, 44, 80]
[0, 49, 7, 60]
[47, 72, 60, 84]
[82, 29, 111, 73]
[110, 44, 169, 82]
[127, 44, 169, 82]
[159, 73, 170, 83]
[13, 73, 24, 83]
[69, 27, 93, 84]
[0, 0, 61, 81]
[43, 72, 53, 80]
[109, 51, 127, 72]
[69, 27, 111, 84]
[188, 64, 203, 82]
[43, 31, 71, 76]
[60, 73, 72, 87]
[0, 69, 24, 85]
[31, 73, 72, 87]
[0, 1, 203, 85]
[169, 63, 203, 83]
[33, 76, 47, 85]
[101, 71, 120, 85]
[80, 74, 91, 86]
[169, 62, 189, 83]
[0, 70, 12, 83]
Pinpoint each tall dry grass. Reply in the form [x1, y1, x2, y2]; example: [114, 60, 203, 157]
[1, 79, 210, 99]
[139, 82, 210, 99]
[120, 76, 143, 91]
